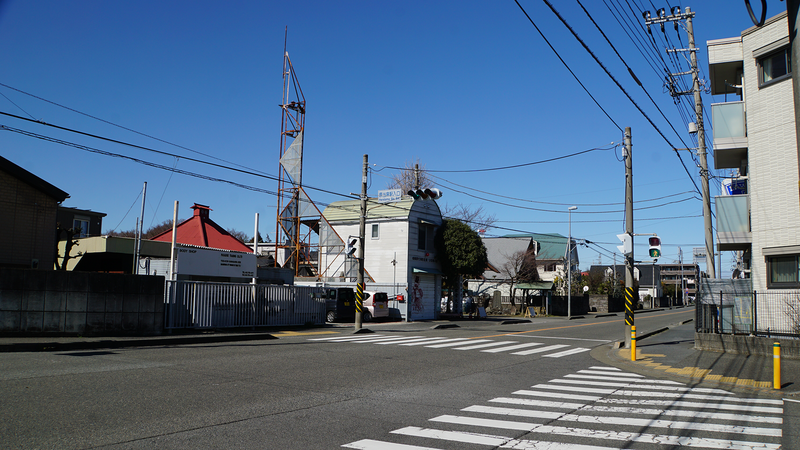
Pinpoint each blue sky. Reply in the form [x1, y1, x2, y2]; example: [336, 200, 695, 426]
[0, 1, 769, 275]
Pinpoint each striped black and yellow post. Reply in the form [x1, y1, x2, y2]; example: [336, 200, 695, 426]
[356, 282, 364, 315]
[624, 287, 635, 326]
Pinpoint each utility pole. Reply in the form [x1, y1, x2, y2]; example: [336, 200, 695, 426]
[645, 6, 715, 278]
[355, 154, 368, 330]
[624, 127, 635, 349]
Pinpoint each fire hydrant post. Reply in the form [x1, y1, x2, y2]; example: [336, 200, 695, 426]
[631, 325, 636, 362]
[774, 342, 781, 390]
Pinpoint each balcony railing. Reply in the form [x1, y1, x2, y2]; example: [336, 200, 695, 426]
[715, 194, 751, 250]
[712, 101, 748, 170]
[712, 101, 746, 139]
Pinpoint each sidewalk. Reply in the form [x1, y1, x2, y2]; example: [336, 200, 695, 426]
[594, 319, 800, 396]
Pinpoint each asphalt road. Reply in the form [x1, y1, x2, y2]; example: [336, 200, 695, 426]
[1, 309, 793, 449]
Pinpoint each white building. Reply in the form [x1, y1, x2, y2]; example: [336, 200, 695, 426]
[317, 196, 443, 321]
[708, 11, 800, 293]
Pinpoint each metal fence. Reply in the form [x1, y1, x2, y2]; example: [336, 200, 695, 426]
[696, 279, 800, 338]
[165, 280, 325, 329]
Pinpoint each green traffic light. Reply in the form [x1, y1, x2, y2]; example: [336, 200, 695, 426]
[649, 249, 661, 258]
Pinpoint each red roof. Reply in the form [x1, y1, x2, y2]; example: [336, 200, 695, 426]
[151, 203, 251, 253]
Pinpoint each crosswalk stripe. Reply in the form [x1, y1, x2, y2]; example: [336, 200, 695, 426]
[425, 339, 487, 348]
[490, 396, 782, 423]
[390, 426, 618, 450]
[589, 366, 621, 371]
[512, 344, 569, 355]
[551, 378, 716, 392]
[564, 373, 686, 385]
[352, 336, 425, 344]
[462, 405, 781, 436]
[610, 390, 784, 404]
[374, 337, 444, 345]
[481, 342, 543, 353]
[532, 383, 616, 395]
[452, 340, 518, 350]
[514, 389, 601, 402]
[399, 338, 467, 347]
[342, 438, 443, 449]
[429, 415, 781, 450]
[544, 347, 591, 358]
[599, 398, 783, 414]
[577, 369, 644, 378]
[310, 335, 385, 342]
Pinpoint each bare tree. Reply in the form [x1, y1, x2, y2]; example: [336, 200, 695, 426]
[226, 228, 250, 244]
[499, 249, 539, 307]
[388, 159, 434, 192]
[443, 203, 497, 233]
[55, 223, 80, 271]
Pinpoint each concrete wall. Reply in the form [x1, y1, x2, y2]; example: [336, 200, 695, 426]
[0, 268, 164, 336]
[695, 332, 800, 359]
[588, 295, 624, 313]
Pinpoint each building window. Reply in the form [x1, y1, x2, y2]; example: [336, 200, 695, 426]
[73, 218, 89, 238]
[371, 224, 379, 239]
[759, 47, 791, 87]
[417, 224, 435, 251]
[767, 255, 800, 288]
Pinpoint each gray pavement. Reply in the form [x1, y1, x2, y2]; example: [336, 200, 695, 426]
[595, 317, 800, 396]
[3, 312, 799, 397]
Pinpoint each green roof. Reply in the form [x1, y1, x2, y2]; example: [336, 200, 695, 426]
[504, 232, 568, 260]
[322, 197, 416, 222]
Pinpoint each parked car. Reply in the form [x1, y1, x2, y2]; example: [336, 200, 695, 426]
[322, 287, 356, 323]
[363, 291, 389, 322]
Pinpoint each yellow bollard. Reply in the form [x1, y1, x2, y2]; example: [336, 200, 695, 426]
[631, 326, 636, 361]
[774, 342, 781, 390]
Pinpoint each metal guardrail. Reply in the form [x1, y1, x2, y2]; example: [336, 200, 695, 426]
[165, 281, 325, 329]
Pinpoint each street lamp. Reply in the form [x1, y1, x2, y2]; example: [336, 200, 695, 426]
[568, 206, 577, 319]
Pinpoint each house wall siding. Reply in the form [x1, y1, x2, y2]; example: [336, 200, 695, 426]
[0, 170, 59, 269]
[740, 15, 800, 292]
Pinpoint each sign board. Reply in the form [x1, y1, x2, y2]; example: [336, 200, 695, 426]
[693, 247, 706, 265]
[722, 178, 748, 195]
[176, 247, 256, 279]
[378, 189, 402, 203]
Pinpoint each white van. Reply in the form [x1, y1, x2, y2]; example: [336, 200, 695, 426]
[363, 291, 389, 322]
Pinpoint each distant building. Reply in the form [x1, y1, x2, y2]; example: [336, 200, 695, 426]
[317, 196, 443, 321]
[57, 206, 106, 238]
[0, 155, 69, 270]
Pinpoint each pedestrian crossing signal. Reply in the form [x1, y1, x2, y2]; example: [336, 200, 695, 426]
[648, 236, 662, 258]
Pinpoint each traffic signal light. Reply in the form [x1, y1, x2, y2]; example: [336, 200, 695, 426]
[616, 233, 632, 255]
[345, 237, 358, 258]
[407, 188, 443, 200]
[648, 236, 662, 258]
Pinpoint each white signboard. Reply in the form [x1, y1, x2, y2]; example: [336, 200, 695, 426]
[176, 247, 256, 278]
[378, 189, 402, 203]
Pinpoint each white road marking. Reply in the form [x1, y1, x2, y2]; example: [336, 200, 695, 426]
[429, 415, 781, 450]
[544, 347, 591, 358]
[374, 337, 446, 345]
[599, 398, 783, 414]
[342, 438, 443, 449]
[452, 340, 518, 350]
[512, 344, 569, 355]
[481, 342, 543, 353]
[425, 339, 487, 348]
[399, 338, 466, 347]
[390, 427, 619, 450]
[462, 405, 781, 436]
[513, 389, 601, 402]
[531, 383, 616, 395]
[352, 336, 425, 344]
[564, 373, 685, 385]
[310, 335, 385, 341]
[589, 366, 621, 371]
[489, 396, 585, 410]
[577, 369, 644, 378]
[551, 378, 722, 393]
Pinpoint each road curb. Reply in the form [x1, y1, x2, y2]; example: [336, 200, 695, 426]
[0, 333, 278, 353]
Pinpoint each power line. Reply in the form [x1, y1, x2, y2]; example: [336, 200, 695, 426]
[513, 0, 622, 132]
